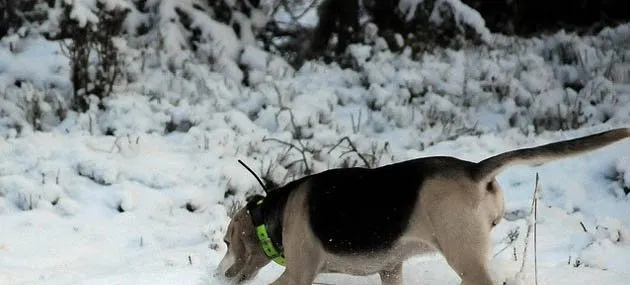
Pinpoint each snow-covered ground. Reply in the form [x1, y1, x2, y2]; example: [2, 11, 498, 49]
[1, 5, 630, 284]
[1, 128, 629, 285]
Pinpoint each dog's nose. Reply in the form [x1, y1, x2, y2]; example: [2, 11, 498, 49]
[212, 267, 224, 278]
[213, 268, 225, 278]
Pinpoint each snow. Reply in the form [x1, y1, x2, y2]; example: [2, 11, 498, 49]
[430, 0, 493, 43]
[0, 129, 629, 285]
[2, 2, 630, 284]
[63, 0, 132, 28]
[0, 36, 70, 93]
[398, 0, 423, 22]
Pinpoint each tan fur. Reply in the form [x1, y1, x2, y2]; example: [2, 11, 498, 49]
[216, 206, 271, 283]
[474, 128, 630, 182]
[217, 127, 630, 285]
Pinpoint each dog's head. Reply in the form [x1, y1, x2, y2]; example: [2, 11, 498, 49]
[215, 203, 271, 284]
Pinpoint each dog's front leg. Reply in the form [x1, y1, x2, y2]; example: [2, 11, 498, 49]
[378, 263, 403, 285]
[269, 237, 323, 285]
[269, 243, 322, 285]
[270, 215, 322, 284]
[269, 265, 320, 285]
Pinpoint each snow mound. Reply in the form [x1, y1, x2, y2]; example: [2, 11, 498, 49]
[76, 156, 119, 186]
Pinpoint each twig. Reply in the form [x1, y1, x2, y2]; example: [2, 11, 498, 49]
[109, 136, 122, 153]
[58, 40, 71, 58]
[262, 137, 300, 150]
[260, 159, 281, 190]
[284, 107, 306, 140]
[88, 113, 94, 136]
[350, 109, 362, 134]
[518, 173, 540, 284]
[493, 229, 520, 258]
[294, 0, 320, 20]
[328, 136, 371, 168]
[262, 136, 311, 174]
[278, 0, 318, 25]
[533, 174, 539, 285]
[279, 0, 298, 22]
[493, 243, 512, 259]
[579, 221, 588, 233]
[274, 84, 285, 107]
[266, 107, 313, 174]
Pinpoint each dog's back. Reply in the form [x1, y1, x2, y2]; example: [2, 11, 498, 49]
[306, 157, 474, 255]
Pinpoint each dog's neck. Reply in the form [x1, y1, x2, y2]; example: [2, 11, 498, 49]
[246, 195, 286, 265]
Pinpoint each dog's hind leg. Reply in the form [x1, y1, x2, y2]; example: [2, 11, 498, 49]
[435, 222, 495, 285]
[378, 263, 403, 285]
[438, 229, 495, 285]
[427, 196, 496, 285]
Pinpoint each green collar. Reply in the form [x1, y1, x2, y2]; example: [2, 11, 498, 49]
[246, 197, 286, 266]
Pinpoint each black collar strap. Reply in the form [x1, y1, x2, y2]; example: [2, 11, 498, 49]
[246, 196, 286, 266]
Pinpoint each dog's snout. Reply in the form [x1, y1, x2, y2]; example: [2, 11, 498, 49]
[214, 264, 242, 285]
[216, 251, 236, 278]
[212, 269, 222, 279]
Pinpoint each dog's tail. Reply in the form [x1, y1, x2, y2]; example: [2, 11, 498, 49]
[472, 128, 630, 183]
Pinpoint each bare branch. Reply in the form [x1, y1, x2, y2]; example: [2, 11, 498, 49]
[579, 221, 588, 232]
[533, 173, 539, 285]
[328, 136, 371, 168]
[262, 137, 299, 151]
[294, 0, 320, 20]
[515, 173, 540, 284]
[262, 136, 312, 175]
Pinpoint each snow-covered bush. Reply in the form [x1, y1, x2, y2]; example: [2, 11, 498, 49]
[307, 0, 492, 65]
[0, 0, 49, 38]
[117, 0, 276, 83]
[98, 93, 170, 136]
[0, 83, 67, 137]
[43, 0, 131, 112]
[0, 175, 62, 211]
[76, 156, 119, 186]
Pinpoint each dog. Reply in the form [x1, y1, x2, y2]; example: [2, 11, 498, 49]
[215, 128, 630, 285]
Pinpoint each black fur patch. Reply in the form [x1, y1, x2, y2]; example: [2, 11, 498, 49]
[307, 157, 472, 254]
